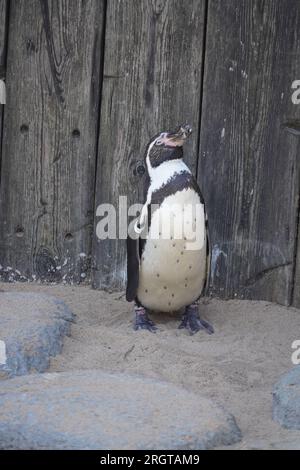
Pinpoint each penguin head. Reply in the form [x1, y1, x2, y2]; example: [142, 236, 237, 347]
[145, 124, 192, 169]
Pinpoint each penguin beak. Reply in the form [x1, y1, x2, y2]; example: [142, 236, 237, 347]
[164, 124, 192, 147]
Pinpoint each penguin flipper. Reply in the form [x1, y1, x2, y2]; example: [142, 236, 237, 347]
[126, 232, 140, 302]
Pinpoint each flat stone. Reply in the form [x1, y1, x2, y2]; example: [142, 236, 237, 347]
[0, 292, 74, 378]
[0, 370, 242, 450]
[273, 366, 300, 430]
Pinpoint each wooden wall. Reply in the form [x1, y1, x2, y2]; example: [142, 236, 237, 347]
[1, 0, 300, 308]
[199, 0, 300, 306]
[0, 0, 8, 172]
[0, 0, 105, 282]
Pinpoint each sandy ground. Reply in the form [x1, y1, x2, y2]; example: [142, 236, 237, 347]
[1, 281, 300, 450]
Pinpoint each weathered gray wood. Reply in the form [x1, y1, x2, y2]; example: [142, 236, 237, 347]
[292, 237, 300, 308]
[92, 0, 207, 290]
[293, 201, 300, 307]
[198, 0, 300, 306]
[0, 0, 7, 72]
[0, 0, 105, 282]
[0, 0, 8, 80]
[0, 0, 8, 172]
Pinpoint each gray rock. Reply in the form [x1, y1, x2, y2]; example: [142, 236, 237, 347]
[273, 366, 300, 429]
[0, 370, 242, 450]
[244, 438, 300, 450]
[0, 292, 74, 378]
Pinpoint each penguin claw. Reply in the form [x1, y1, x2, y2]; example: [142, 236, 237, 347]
[134, 309, 157, 333]
[178, 308, 214, 335]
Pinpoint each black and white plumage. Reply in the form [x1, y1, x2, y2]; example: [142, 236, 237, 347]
[126, 125, 213, 334]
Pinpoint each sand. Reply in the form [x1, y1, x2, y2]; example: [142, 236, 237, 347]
[1, 281, 300, 449]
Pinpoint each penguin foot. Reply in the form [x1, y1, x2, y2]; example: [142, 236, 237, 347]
[178, 304, 214, 335]
[134, 307, 157, 333]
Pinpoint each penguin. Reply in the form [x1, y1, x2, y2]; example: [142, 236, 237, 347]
[126, 124, 213, 335]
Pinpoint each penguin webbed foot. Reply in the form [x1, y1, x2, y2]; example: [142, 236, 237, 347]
[179, 304, 214, 335]
[134, 306, 157, 333]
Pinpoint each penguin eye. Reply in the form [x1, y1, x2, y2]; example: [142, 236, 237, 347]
[155, 139, 163, 146]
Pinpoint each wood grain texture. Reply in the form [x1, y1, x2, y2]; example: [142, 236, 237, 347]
[198, 0, 300, 306]
[92, 0, 207, 290]
[0, 0, 7, 72]
[0, 0, 8, 78]
[293, 224, 300, 307]
[0, 0, 104, 282]
[0, 0, 8, 172]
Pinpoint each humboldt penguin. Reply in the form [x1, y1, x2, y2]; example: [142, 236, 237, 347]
[126, 124, 213, 335]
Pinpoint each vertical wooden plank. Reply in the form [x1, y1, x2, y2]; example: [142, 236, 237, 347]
[92, 0, 207, 290]
[0, 0, 105, 282]
[293, 228, 300, 307]
[198, 0, 300, 305]
[0, 0, 8, 169]
[0, 0, 7, 72]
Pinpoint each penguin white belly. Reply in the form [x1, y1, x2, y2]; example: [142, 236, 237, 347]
[137, 188, 207, 312]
